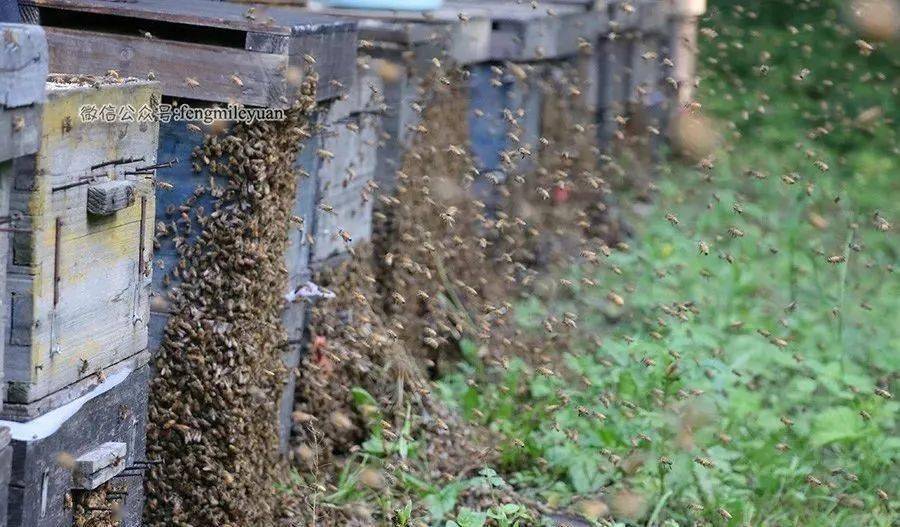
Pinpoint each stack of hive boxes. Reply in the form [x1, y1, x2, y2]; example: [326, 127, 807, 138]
[0, 43, 159, 524]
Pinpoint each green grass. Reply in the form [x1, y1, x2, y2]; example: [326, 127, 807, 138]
[433, 1, 899, 525]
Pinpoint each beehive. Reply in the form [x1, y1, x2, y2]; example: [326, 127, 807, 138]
[0, 365, 148, 527]
[2, 79, 158, 420]
[451, 0, 604, 203]
[598, 0, 672, 143]
[308, 65, 382, 266]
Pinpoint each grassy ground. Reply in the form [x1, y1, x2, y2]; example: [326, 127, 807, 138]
[314, 1, 899, 525]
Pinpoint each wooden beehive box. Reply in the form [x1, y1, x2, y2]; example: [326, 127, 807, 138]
[448, 0, 604, 178]
[308, 64, 382, 266]
[282, 3, 492, 199]
[2, 78, 158, 420]
[0, 365, 148, 527]
[1, 23, 49, 427]
[20, 0, 356, 107]
[624, 0, 670, 108]
[446, 0, 602, 61]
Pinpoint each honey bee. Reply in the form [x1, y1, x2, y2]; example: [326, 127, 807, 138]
[698, 240, 710, 255]
[874, 387, 893, 399]
[693, 456, 715, 468]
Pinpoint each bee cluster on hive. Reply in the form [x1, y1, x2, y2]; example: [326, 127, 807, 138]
[143, 77, 320, 527]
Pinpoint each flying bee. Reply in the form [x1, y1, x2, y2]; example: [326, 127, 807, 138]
[855, 39, 875, 55]
[231, 74, 244, 88]
[874, 387, 893, 399]
[185, 77, 200, 88]
[665, 212, 679, 225]
[693, 456, 715, 468]
[698, 240, 710, 255]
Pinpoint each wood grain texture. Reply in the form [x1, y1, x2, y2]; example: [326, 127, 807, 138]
[5, 365, 148, 527]
[446, 0, 602, 60]
[0, 160, 13, 413]
[24, 0, 358, 104]
[2, 350, 150, 422]
[0, 443, 10, 527]
[302, 2, 491, 64]
[287, 19, 358, 102]
[311, 110, 377, 264]
[23, 0, 340, 34]
[3, 81, 158, 407]
[42, 27, 291, 108]
[0, 23, 48, 109]
[0, 105, 42, 165]
[368, 54, 418, 200]
[86, 180, 136, 216]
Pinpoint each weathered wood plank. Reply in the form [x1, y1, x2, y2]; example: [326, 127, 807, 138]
[310, 111, 377, 264]
[0, 161, 14, 413]
[23, 0, 358, 104]
[2, 81, 157, 408]
[0, 24, 47, 109]
[72, 443, 127, 489]
[24, 0, 300, 34]
[0, 442, 11, 527]
[2, 350, 150, 422]
[0, 105, 41, 165]
[287, 18, 358, 102]
[446, 0, 603, 60]
[370, 58, 418, 197]
[302, 2, 492, 64]
[42, 27, 291, 108]
[86, 180, 136, 216]
[2, 365, 148, 527]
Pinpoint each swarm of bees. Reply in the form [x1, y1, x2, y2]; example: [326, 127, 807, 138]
[73, 483, 125, 527]
[144, 76, 321, 526]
